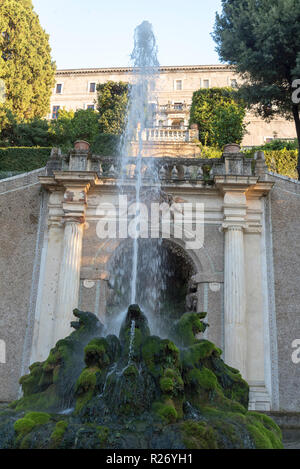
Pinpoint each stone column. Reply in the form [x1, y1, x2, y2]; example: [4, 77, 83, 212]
[53, 217, 84, 343]
[223, 223, 247, 377]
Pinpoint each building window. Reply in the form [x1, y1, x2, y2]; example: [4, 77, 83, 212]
[86, 104, 95, 110]
[52, 105, 60, 119]
[175, 80, 182, 91]
[203, 79, 210, 89]
[174, 102, 183, 110]
[89, 82, 96, 93]
[231, 79, 238, 88]
[264, 136, 274, 143]
[56, 83, 63, 94]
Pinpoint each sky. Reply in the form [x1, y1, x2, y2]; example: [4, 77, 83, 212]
[32, 0, 223, 69]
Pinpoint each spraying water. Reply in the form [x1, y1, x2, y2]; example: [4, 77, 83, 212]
[118, 21, 160, 308]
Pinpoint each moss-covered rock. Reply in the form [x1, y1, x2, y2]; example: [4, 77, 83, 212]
[171, 312, 209, 347]
[97, 425, 109, 448]
[50, 420, 68, 447]
[0, 305, 282, 450]
[15, 309, 104, 413]
[153, 401, 178, 424]
[181, 420, 218, 449]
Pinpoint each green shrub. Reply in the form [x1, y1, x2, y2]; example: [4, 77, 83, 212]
[0, 147, 51, 173]
[91, 134, 120, 155]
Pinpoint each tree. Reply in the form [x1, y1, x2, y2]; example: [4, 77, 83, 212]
[213, 0, 300, 178]
[189, 87, 247, 148]
[97, 81, 130, 135]
[0, 0, 56, 121]
[50, 108, 100, 148]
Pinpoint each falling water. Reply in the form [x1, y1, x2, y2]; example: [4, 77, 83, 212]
[127, 320, 136, 364]
[118, 21, 160, 307]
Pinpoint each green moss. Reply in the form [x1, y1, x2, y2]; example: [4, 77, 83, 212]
[97, 426, 109, 447]
[14, 418, 36, 437]
[123, 364, 139, 377]
[181, 420, 218, 449]
[246, 413, 283, 449]
[211, 357, 249, 408]
[14, 385, 58, 412]
[75, 368, 99, 414]
[172, 313, 207, 347]
[19, 363, 44, 396]
[247, 411, 282, 439]
[159, 369, 184, 398]
[181, 341, 219, 369]
[246, 423, 274, 449]
[160, 377, 174, 393]
[186, 367, 219, 392]
[153, 401, 178, 424]
[142, 336, 180, 378]
[76, 368, 98, 391]
[14, 411, 51, 446]
[50, 420, 68, 447]
[84, 338, 110, 368]
[24, 412, 50, 425]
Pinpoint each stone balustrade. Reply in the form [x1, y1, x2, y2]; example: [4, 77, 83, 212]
[145, 128, 190, 142]
[158, 103, 190, 113]
[89, 156, 219, 182]
[47, 141, 268, 183]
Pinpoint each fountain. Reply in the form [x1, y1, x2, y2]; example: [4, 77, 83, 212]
[0, 306, 283, 449]
[116, 21, 164, 323]
[0, 23, 283, 450]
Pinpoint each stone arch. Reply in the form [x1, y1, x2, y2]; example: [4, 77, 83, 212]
[90, 227, 214, 279]
[88, 228, 217, 329]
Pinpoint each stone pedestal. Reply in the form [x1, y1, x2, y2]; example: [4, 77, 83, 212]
[223, 224, 247, 377]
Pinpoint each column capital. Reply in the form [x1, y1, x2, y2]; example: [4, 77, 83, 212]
[222, 222, 248, 232]
[63, 215, 85, 225]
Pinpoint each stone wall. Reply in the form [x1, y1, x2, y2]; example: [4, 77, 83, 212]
[1, 159, 300, 413]
[269, 174, 300, 411]
[0, 169, 46, 401]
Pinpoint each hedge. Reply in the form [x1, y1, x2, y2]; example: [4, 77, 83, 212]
[0, 147, 51, 173]
[264, 149, 298, 179]
[0, 145, 297, 181]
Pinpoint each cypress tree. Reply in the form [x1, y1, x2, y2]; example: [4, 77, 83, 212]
[0, 0, 56, 120]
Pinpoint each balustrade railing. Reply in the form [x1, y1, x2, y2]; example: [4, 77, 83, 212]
[145, 128, 189, 142]
[51, 145, 255, 181]
[87, 156, 220, 182]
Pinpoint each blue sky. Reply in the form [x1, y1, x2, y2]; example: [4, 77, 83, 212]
[32, 0, 223, 69]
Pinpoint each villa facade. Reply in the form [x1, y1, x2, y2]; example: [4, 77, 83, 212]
[50, 64, 297, 147]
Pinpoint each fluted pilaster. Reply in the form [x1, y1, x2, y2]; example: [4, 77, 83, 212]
[224, 224, 247, 377]
[54, 219, 84, 343]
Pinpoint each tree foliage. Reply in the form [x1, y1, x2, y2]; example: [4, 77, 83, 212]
[0, 0, 55, 120]
[49, 108, 100, 148]
[189, 87, 247, 148]
[213, 0, 300, 175]
[0, 108, 101, 149]
[97, 81, 130, 135]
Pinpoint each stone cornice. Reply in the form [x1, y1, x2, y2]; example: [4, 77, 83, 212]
[214, 175, 259, 193]
[39, 171, 99, 191]
[55, 64, 233, 76]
